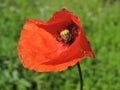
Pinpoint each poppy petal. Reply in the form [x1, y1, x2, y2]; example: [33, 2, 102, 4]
[34, 57, 85, 72]
[18, 20, 62, 70]
[48, 8, 72, 23]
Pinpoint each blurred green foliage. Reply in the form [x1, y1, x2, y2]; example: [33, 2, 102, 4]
[0, 0, 120, 90]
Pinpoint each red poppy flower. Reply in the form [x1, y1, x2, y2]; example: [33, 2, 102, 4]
[18, 8, 95, 72]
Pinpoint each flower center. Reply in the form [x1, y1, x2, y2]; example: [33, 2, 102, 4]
[56, 24, 78, 45]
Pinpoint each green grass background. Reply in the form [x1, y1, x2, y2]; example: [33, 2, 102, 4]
[0, 0, 120, 90]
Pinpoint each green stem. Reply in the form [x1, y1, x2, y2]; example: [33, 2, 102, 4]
[77, 62, 83, 90]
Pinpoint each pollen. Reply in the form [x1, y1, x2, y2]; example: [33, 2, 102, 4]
[60, 29, 69, 36]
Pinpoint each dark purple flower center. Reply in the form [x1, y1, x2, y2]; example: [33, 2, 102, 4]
[56, 23, 78, 45]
